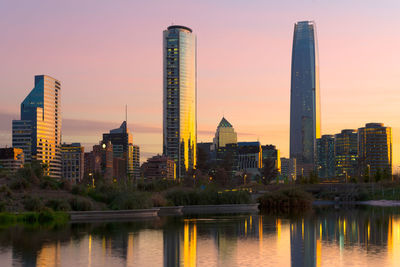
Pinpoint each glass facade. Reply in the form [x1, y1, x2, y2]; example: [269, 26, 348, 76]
[358, 123, 392, 176]
[12, 75, 61, 178]
[213, 117, 237, 149]
[290, 21, 321, 174]
[102, 121, 135, 178]
[335, 129, 358, 178]
[163, 25, 197, 178]
[316, 135, 335, 178]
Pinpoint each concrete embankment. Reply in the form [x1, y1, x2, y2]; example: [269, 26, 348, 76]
[182, 204, 260, 215]
[68, 204, 260, 222]
[69, 209, 160, 222]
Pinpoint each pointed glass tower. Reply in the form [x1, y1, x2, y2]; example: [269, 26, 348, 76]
[289, 21, 321, 175]
[213, 117, 237, 149]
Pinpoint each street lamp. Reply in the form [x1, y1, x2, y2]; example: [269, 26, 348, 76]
[89, 173, 94, 188]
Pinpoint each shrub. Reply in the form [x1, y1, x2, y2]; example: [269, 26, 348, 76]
[46, 199, 71, 211]
[40, 177, 60, 190]
[0, 201, 6, 212]
[60, 180, 72, 191]
[9, 178, 30, 190]
[38, 209, 55, 223]
[23, 196, 44, 212]
[71, 185, 88, 196]
[258, 189, 313, 212]
[151, 193, 167, 207]
[165, 189, 252, 206]
[0, 185, 12, 197]
[69, 197, 93, 211]
[110, 192, 152, 210]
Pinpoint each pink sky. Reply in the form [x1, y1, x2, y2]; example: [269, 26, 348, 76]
[0, 0, 400, 166]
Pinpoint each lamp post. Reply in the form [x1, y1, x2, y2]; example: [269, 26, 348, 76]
[89, 173, 94, 188]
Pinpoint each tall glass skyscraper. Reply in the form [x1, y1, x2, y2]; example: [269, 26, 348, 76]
[290, 21, 321, 175]
[12, 75, 62, 178]
[163, 25, 197, 178]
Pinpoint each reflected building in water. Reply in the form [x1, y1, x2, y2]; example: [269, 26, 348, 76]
[290, 219, 316, 267]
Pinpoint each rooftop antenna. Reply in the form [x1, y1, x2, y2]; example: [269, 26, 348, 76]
[125, 104, 128, 124]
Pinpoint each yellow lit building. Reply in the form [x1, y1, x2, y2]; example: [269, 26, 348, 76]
[213, 117, 237, 149]
[12, 75, 62, 178]
[163, 25, 197, 178]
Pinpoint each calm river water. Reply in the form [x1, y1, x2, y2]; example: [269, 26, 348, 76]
[1, 206, 400, 266]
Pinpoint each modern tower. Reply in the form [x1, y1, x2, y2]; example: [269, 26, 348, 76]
[290, 21, 321, 176]
[102, 121, 135, 179]
[163, 25, 197, 178]
[12, 75, 62, 178]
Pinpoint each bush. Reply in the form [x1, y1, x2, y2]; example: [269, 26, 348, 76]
[38, 209, 56, 223]
[0, 185, 12, 197]
[9, 178, 30, 190]
[258, 189, 313, 212]
[46, 199, 71, 211]
[69, 197, 93, 211]
[151, 193, 167, 207]
[110, 192, 152, 210]
[60, 180, 72, 191]
[40, 177, 60, 190]
[71, 185, 88, 196]
[0, 201, 6, 212]
[23, 196, 44, 212]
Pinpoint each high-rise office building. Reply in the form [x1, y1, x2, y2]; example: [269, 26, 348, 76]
[213, 117, 237, 150]
[290, 21, 321, 176]
[12, 75, 62, 178]
[103, 121, 135, 179]
[335, 129, 358, 178]
[163, 25, 197, 178]
[358, 123, 392, 177]
[132, 144, 140, 180]
[316, 135, 335, 178]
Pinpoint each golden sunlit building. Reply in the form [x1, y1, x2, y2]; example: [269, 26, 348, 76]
[12, 75, 62, 178]
[163, 25, 197, 179]
[213, 117, 237, 149]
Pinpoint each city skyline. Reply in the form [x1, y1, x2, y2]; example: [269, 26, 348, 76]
[1, 1, 400, 169]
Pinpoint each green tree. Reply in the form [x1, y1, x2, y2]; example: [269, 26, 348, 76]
[374, 168, 382, 183]
[262, 159, 278, 185]
[308, 171, 319, 184]
[196, 147, 209, 173]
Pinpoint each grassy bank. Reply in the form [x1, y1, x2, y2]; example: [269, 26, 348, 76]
[0, 211, 69, 228]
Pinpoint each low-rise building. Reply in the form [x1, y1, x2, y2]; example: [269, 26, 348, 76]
[141, 155, 175, 180]
[0, 147, 24, 172]
[61, 143, 84, 183]
[281, 157, 296, 181]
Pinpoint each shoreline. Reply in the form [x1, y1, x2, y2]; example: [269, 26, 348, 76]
[313, 199, 400, 207]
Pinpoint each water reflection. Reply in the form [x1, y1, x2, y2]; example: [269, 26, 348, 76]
[1, 207, 400, 266]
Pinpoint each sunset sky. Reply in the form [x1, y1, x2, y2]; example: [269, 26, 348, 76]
[1, 0, 399, 167]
